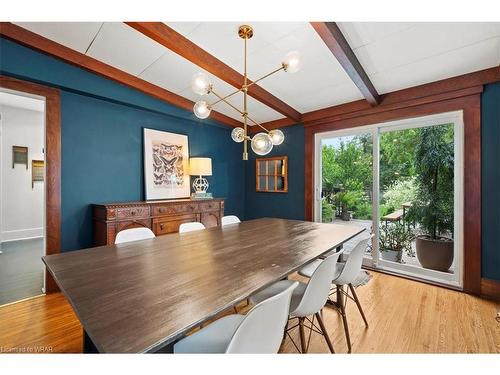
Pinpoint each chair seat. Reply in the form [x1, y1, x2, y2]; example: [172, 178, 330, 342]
[174, 314, 245, 353]
[298, 260, 345, 281]
[248, 280, 307, 316]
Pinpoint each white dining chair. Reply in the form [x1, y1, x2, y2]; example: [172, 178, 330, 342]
[221, 215, 241, 226]
[298, 237, 370, 353]
[114, 227, 155, 244]
[249, 251, 344, 353]
[179, 222, 206, 233]
[174, 281, 299, 353]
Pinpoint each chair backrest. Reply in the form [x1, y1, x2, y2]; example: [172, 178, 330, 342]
[179, 222, 206, 233]
[334, 237, 370, 285]
[114, 227, 155, 244]
[292, 251, 344, 317]
[221, 215, 241, 226]
[226, 281, 298, 353]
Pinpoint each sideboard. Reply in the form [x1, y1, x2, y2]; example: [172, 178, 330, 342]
[93, 198, 225, 246]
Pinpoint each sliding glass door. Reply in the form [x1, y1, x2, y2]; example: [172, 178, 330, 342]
[314, 111, 463, 288]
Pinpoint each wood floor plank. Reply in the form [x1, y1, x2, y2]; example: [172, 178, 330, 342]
[0, 272, 498, 353]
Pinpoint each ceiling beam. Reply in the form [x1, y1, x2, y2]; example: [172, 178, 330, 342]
[310, 22, 380, 106]
[0, 22, 241, 128]
[126, 22, 302, 122]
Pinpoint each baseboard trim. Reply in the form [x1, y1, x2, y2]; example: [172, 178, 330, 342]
[1, 228, 43, 242]
[481, 278, 500, 301]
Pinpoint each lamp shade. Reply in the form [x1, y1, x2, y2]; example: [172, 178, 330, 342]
[189, 157, 212, 176]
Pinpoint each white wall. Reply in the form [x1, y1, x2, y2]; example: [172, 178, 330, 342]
[0, 104, 45, 242]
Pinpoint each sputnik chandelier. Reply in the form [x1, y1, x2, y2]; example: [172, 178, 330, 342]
[191, 25, 302, 160]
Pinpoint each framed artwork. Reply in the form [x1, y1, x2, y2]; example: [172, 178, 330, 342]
[32, 160, 44, 188]
[143, 128, 190, 200]
[12, 146, 28, 169]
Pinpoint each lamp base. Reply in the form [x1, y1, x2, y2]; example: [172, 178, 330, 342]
[191, 192, 213, 200]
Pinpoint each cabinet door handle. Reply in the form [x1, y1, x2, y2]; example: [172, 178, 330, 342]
[160, 224, 164, 230]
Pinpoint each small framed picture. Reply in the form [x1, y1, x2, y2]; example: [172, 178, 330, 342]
[143, 128, 190, 200]
[32, 160, 44, 188]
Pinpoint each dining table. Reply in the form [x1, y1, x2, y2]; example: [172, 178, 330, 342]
[42, 218, 365, 353]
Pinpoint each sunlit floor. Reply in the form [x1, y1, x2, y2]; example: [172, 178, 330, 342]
[0, 271, 498, 353]
[0, 238, 44, 306]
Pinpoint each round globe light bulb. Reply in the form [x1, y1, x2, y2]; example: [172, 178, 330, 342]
[193, 101, 211, 119]
[231, 127, 245, 143]
[283, 51, 302, 73]
[191, 72, 211, 95]
[251, 132, 273, 156]
[269, 129, 285, 145]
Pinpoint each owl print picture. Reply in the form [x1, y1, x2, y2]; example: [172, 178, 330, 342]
[144, 129, 190, 200]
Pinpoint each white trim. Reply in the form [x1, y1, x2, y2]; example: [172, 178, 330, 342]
[314, 110, 464, 288]
[1, 227, 44, 242]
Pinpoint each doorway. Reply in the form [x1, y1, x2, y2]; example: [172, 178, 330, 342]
[314, 111, 464, 288]
[0, 89, 46, 305]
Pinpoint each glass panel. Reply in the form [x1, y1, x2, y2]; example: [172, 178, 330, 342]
[258, 176, 266, 190]
[321, 133, 373, 257]
[378, 123, 455, 276]
[258, 160, 266, 174]
[268, 176, 275, 190]
[276, 177, 284, 190]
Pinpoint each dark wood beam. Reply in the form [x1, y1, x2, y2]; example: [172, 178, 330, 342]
[310, 22, 380, 106]
[0, 22, 241, 128]
[126, 22, 302, 122]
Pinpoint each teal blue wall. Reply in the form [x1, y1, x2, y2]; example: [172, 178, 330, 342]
[481, 82, 500, 281]
[245, 124, 305, 220]
[1, 38, 245, 251]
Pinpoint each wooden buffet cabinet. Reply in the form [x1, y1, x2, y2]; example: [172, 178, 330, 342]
[93, 198, 224, 246]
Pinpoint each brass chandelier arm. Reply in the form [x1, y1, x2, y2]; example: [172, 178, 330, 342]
[209, 86, 243, 107]
[245, 65, 286, 90]
[211, 88, 270, 133]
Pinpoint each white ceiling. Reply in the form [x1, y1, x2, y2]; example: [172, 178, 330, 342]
[13, 22, 500, 123]
[0, 90, 45, 112]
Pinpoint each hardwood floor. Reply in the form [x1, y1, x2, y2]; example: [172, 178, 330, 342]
[0, 271, 498, 353]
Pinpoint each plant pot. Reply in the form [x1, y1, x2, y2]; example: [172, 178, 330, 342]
[416, 235, 453, 272]
[380, 248, 403, 263]
[340, 210, 351, 221]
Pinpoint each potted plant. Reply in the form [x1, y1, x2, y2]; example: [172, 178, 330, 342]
[379, 221, 415, 263]
[407, 125, 454, 272]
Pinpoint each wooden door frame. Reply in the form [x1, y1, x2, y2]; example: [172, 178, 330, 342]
[0, 75, 61, 293]
[304, 89, 482, 295]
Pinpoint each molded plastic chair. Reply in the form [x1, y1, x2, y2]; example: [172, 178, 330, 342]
[174, 281, 299, 353]
[114, 227, 155, 244]
[249, 251, 344, 353]
[179, 222, 206, 233]
[298, 237, 370, 353]
[221, 215, 241, 226]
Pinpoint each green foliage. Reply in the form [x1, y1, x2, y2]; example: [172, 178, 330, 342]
[379, 222, 415, 261]
[321, 200, 334, 223]
[407, 124, 454, 239]
[380, 128, 420, 190]
[380, 177, 418, 215]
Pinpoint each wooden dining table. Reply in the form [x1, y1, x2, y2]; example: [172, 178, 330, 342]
[42, 218, 365, 353]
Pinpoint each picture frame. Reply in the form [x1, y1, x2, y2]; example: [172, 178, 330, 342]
[32, 159, 45, 188]
[12, 145, 28, 169]
[143, 128, 190, 200]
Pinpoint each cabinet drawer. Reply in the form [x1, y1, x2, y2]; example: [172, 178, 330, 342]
[152, 203, 198, 216]
[199, 201, 220, 212]
[116, 206, 150, 219]
[153, 214, 199, 235]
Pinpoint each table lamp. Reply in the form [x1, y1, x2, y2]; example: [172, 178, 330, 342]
[189, 157, 213, 199]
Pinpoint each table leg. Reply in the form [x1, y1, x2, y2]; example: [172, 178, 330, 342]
[83, 329, 99, 353]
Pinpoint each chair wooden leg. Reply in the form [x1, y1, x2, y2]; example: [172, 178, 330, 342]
[349, 283, 368, 327]
[337, 285, 352, 353]
[315, 312, 335, 353]
[298, 317, 307, 354]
